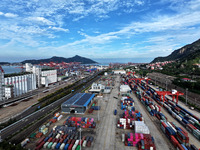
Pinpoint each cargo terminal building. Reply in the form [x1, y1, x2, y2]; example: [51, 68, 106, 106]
[61, 93, 95, 114]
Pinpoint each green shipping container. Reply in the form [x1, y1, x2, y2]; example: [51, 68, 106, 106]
[47, 142, 53, 149]
[76, 145, 80, 150]
[30, 133, 36, 138]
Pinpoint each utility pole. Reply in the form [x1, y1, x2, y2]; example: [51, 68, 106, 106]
[79, 127, 82, 150]
[97, 96, 101, 121]
[186, 88, 188, 105]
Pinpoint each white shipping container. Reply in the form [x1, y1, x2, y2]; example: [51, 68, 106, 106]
[52, 142, 57, 149]
[57, 115, 63, 121]
[83, 140, 87, 147]
[53, 125, 57, 131]
[21, 138, 30, 147]
[43, 142, 49, 148]
[56, 133, 60, 139]
[72, 144, 77, 150]
[167, 122, 177, 133]
[60, 143, 65, 150]
[75, 140, 79, 145]
[122, 134, 125, 142]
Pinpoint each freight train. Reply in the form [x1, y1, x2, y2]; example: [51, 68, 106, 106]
[125, 74, 199, 149]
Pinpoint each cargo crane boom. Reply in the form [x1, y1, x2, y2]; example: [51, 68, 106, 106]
[156, 91, 184, 104]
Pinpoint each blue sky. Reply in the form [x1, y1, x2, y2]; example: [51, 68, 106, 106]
[1, 0, 200, 63]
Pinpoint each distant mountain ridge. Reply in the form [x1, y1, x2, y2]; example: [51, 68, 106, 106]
[21, 55, 97, 64]
[151, 39, 200, 63]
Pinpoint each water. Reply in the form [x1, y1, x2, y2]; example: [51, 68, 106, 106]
[93, 58, 153, 65]
[2, 66, 21, 74]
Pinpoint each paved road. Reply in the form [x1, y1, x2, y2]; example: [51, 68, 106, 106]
[94, 75, 119, 150]
[0, 72, 101, 141]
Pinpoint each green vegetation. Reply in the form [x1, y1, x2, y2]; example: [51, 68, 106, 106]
[172, 78, 200, 94]
[157, 60, 200, 76]
[0, 141, 26, 150]
[136, 69, 152, 77]
[178, 96, 200, 111]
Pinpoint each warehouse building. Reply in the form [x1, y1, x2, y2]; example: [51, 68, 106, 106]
[0, 66, 5, 101]
[61, 93, 95, 114]
[89, 82, 105, 93]
[120, 85, 131, 93]
[113, 70, 126, 74]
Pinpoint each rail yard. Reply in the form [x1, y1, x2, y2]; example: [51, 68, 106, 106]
[1, 71, 200, 150]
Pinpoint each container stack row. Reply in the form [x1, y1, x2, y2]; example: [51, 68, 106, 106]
[35, 125, 94, 150]
[63, 117, 96, 128]
[121, 96, 135, 110]
[126, 75, 199, 150]
[163, 101, 200, 141]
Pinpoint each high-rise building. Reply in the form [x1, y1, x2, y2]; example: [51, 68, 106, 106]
[0, 66, 5, 101]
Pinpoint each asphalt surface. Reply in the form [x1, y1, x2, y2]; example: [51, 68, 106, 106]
[0, 72, 101, 141]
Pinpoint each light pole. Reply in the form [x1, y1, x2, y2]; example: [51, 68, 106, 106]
[79, 127, 82, 150]
[165, 80, 167, 91]
[186, 88, 188, 105]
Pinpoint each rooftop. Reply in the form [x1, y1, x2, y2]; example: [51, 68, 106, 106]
[62, 93, 95, 107]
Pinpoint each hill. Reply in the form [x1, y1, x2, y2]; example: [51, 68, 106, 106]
[151, 39, 200, 63]
[21, 55, 97, 64]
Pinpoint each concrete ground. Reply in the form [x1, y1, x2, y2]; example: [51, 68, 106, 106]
[94, 75, 119, 150]
[0, 79, 74, 123]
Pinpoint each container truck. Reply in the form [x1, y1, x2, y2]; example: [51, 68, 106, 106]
[114, 109, 117, 115]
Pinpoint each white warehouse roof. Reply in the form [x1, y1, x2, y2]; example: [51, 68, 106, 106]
[120, 85, 131, 93]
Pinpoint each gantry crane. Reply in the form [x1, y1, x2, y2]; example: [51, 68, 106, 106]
[156, 91, 184, 104]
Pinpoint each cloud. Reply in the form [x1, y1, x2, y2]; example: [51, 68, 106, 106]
[4, 13, 18, 17]
[50, 27, 69, 32]
[0, 12, 18, 17]
[27, 17, 55, 25]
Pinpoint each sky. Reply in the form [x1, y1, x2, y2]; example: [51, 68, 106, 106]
[1, 0, 200, 63]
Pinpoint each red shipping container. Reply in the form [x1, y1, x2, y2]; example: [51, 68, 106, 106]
[48, 137, 53, 142]
[68, 143, 73, 150]
[35, 141, 45, 150]
[171, 135, 178, 147]
[36, 136, 45, 146]
[177, 143, 185, 150]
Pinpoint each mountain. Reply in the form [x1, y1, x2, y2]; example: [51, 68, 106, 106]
[151, 39, 200, 63]
[0, 62, 10, 65]
[21, 55, 97, 64]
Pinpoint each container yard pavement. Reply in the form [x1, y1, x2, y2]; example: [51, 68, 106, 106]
[94, 75, 120, 150]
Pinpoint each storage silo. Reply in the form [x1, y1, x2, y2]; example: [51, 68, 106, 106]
[27, 74, 30, 91]
[16, 76, 19, 96]
[33, 74, 36, 90]
[19, 76, 22, 96]
[11, 76, 16, 97]
[24, 75, 28, 93]
[22, 75, 25, 94]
